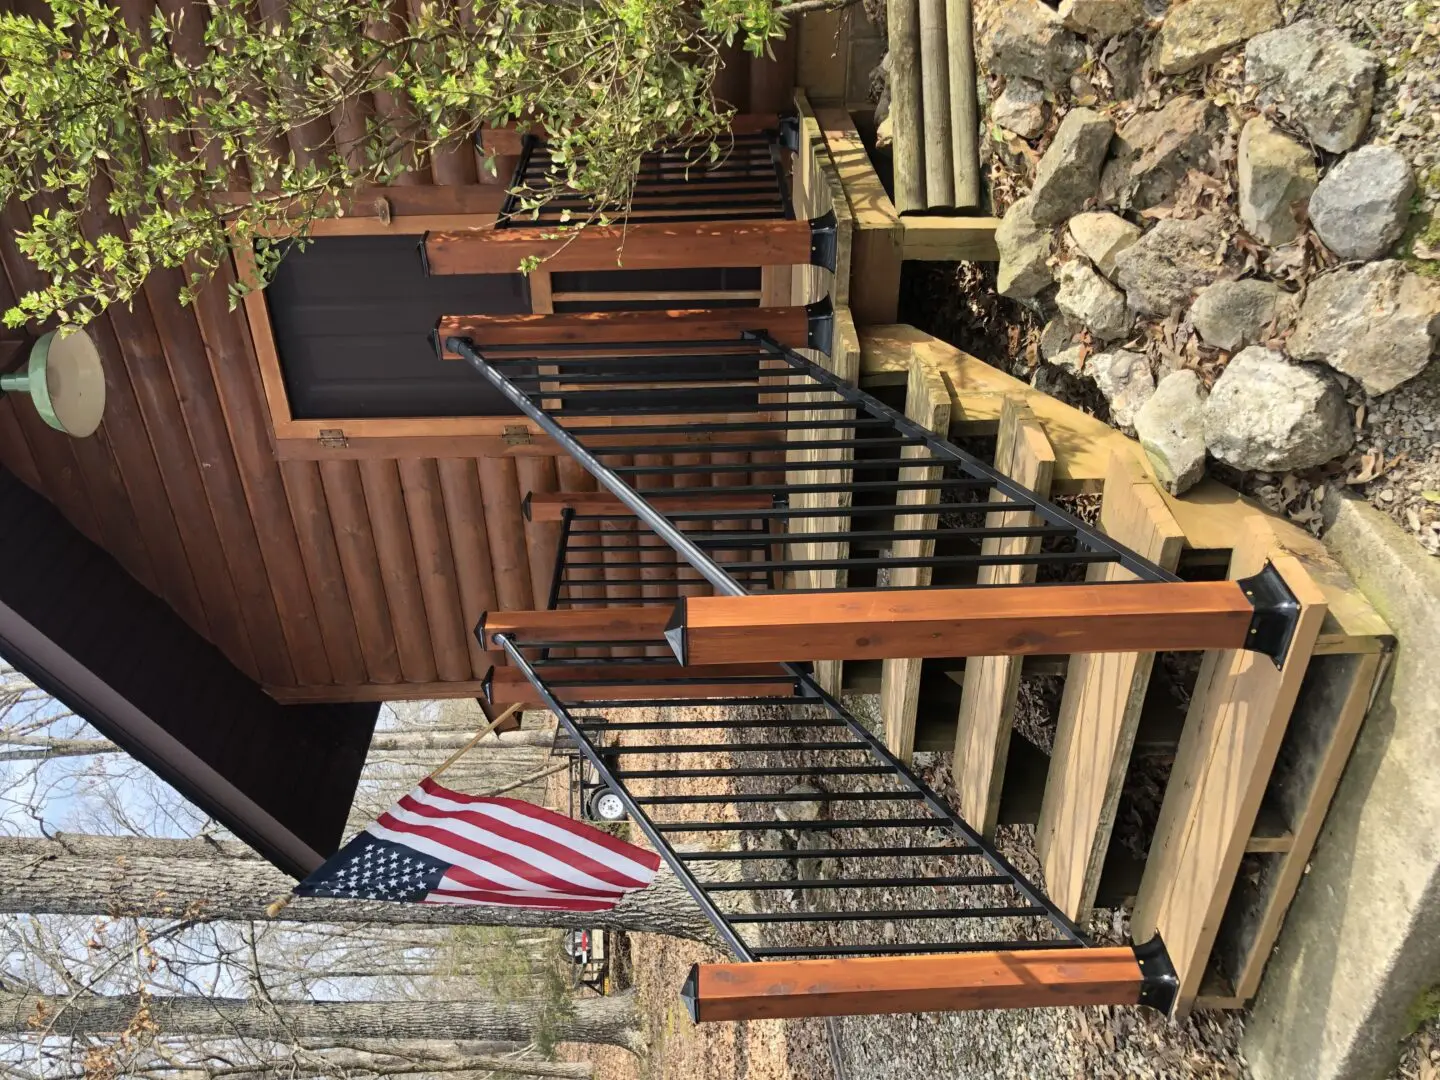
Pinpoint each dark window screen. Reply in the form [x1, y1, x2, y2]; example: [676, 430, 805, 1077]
[267, 235, 530, 419]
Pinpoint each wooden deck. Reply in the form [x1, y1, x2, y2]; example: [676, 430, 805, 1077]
[856, 327, 1394, 1017]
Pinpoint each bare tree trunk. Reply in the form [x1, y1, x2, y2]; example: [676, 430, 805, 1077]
[0, 835, 717, 942]
[143, 1050, 593, 1078]
[0, 735, 119, 762]
[2, 989, 641, 1053]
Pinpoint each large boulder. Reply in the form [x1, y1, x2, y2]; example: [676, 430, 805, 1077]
[990, 0, 1087, 89]
[1029, 108, 1116, 224]
[996, 198, 1057, 299]
[1114, 216, 1229, 316]
[1203, 348, 1354, 470]
[1060, 0, 1145, 38]
[1237, 116, 1318, 246]
[1056, 260, 1133, 340]
[1289, 261, 1440, 395]
[993, 77, 1048, 140]
[1309, 146, 1416, 262]
[1101, 96, 1223, 210]
[1190, 279, 1299, 351]
[1135, 370, 1207, 494]
[1245, 20, 1379, 153]
[1156, 0, 1282, 74]
[1088, 349, 1156, 430]
[1069, 211, 1142, 277]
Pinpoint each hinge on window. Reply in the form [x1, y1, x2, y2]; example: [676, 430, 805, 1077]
[318, 428, 348, 448]
[503, 425, 532, 446]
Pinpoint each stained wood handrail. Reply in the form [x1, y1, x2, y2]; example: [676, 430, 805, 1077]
[681, 946, 1154, 1021]
[663, 582, 1258, 665]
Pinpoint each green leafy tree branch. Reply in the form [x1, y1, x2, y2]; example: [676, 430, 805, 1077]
[0, 0, 840, 329]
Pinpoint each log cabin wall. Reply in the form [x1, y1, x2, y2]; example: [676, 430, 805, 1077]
[0, 0, 795, 705]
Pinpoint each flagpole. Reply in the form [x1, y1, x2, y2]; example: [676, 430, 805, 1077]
[428, 702, 524, 781]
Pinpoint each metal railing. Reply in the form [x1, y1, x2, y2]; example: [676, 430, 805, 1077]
[497, 122, 797, 230]
[489, 632, 1091, 964]
[448, 321, 1182, 600]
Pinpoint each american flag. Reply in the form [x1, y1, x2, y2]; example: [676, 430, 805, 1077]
[294, 777, 661, 912]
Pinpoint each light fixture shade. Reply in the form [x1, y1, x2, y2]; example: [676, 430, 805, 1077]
[0, 329, 106, 437]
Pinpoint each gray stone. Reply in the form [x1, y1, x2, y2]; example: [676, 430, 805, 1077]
[1190, 278, 1298, 351]
[1101, 96, 1223, 210]
[1087, 349, 1155, 429]
[1060, 0, 1145, 38]
[1056, 260, 1132, 340]
[1245, 496, 1440, 1080]
[1049, 344, 1088, 374]
[993, 78, 1048, 141]
[996, 198, 1056, 299]
[1309, 146, 1416, 261]
[1156, 0, 1281, 74]
[1290, 261, 1440, 395]
[1103, 32, 1146, 99]
[1246, 20, 1379, 153]
[1202, 347, 1353, 470]
[990, 0, 1087, 89]
[1069, 210, 1142, 277]
[1134, 369, 1207, 494]
[1237, 116, 1318, 246]
[1029, 108, 1115, 224]
[1114, 216, 1229, 316]
[1040, 316, 1083, 360]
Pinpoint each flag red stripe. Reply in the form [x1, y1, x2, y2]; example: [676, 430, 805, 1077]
[426, 885, 614, 912]
[420, 778, 662, 871]
[378, 809, 617, 898]
[398, 792, 650, 890]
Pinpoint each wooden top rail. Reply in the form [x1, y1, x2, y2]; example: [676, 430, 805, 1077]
[484, 662, 798, 706]
[682, 946, 1148, 1022]
[664, 582, 1257, 665]
[525, 490, 776, 522]
[423, 219, 819, 277]
[479, 606, 672, 651]
[437, 306, 810, 359]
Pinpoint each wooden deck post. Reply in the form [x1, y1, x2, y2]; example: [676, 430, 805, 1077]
[681, 945, 1174, 1021]
[663, 581, 1266, 665]
[423, 215, 838, 277]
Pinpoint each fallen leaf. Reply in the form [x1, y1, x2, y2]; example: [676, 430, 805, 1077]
[1423, 491, 1440, 503]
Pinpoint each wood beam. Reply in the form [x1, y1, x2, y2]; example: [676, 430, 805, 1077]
[423, 219, 824, 277]
[484, 663, 798, 706]
[524, 490, 776, 523]
[682, 947, 1148, 1021]
[664, 582, 1258, 665]
[437, 305, 812, 358]
[479, 606, 671, 651]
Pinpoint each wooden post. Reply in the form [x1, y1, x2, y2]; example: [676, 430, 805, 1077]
[682, 947, 1155, 1021]
[887, 0, 926, 213]
[664, 581, 1260, 665]
[479, 606, 670, 651]
[1036, 453, 1186, 921]
[880, 359, 952, 760]
[484, 663, 799, 707]
[947, 0, 981, 208]
[953, 399, 1056, 834]
[918, 0, 955, 207]
[423, 218, 830, 277]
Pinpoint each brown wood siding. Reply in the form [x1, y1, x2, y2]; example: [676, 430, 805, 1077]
[0, 4, 793, 701]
